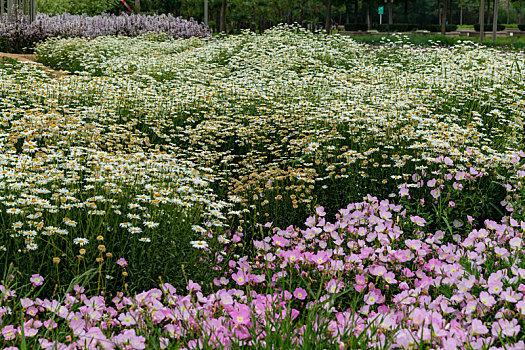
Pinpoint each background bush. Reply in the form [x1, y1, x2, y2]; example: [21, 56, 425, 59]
[36, 0, 120, 16]
[375, 23, 419, 32]
[344, 23, 369, 31]
[474, 23, 505, 31]
[0, 12, 210, 53]
[424, 24, 458, 32]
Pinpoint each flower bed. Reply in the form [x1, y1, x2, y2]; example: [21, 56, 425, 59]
[0, 13, 210, 53]
[0, 26, 524, 347]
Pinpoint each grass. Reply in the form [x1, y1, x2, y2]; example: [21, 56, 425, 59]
[348, 33, 525, 48]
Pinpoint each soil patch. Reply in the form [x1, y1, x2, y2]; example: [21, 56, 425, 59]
[0, 52, 66, 78]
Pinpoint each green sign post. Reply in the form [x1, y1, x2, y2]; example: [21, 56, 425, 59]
[378, 6, 384, 14]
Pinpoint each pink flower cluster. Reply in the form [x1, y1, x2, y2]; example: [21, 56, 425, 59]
[3, 195, 525, 348]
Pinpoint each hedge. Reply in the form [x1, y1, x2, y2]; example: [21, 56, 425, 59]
[474, 24, 505, 31]
[344, 23, 369, 31]
[424, 24, 458, 32]
[375, 23, 419, 32]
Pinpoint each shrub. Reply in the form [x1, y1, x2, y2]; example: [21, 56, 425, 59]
[424, 24, 458, 32]
[344, 23, 368, 31]
[0, 12, 210, 53]
[474, 23, 505, 31]
[518, 24, 525, 31]
[36, 0, 120, 16]
[375, 23, 419, 32]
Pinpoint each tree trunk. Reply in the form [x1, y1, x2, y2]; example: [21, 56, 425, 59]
[325, 0, 332, 34]
[441, 0, 447, 34]
[389, 0, 393, 24]
[518, 0, 523, 24]
[460, 6, 463, 25]
[220, 0, 226, 33]
[204, 0, 208, 25]
[367, 0, 371, 29]
[134, 0, 140, 12]
[492, 0, 498, 42]
[354, 0, 358, 24]
[438, 0, 441, 25]
[480, 0, 485, 42]
[404, 0, 408, 23]
[487, 0, 491, 25]
[506, 0, 510, 24]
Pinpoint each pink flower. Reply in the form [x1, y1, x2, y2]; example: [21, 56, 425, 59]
[271, 234, 289, 247]
[354, 274, 367, 292]
[470, 319, 489, 335]
[399, 184, 409, 197]
[364, 289, 384, 305]
[326, 279, 343, 294]
[293, 287, 307, 300]
[492, 318, 520, 337]
[510, 237, 522, 250]
[187, 280, 201, 292]
[229, 304, 251, 325]
[2, 325, 17, 340]
[410, 216, 426, 227]
[383, 271, 397, 284]
[369, 265, 387, 277]
[159, 337, 169, 349]
[479, 291, 496, 307]
[30, 274, 44, 287]
[517, 300, 525, 315]
[442, 337, 458, 349]
[117, 258, 128, 267]
[316, 206, 326, 216]
[313, 251, 329, 265]
[455, 171, 465, 181]
[20, 298, 34, 308]
[501, 287, 521, 303]
[487, 280, 503, 294]
[118, 311, 137, 326]
[232, 269, 247, 286]
[114, 329, 146, 349]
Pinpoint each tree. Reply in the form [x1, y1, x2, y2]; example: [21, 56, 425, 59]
[480, 0, 485, 42]
[219, 0, 226, 32]
[511, 0, 523, 23]
[37, 0, 120, 15]
[492, 0, 498, 41]
[354, 0, 359, 23]
[389, 0, 393, 24]
[325, 0, 332, 33]
[441, 0, 447, 33]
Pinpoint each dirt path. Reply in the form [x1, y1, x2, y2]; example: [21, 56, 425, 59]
[0, 52, 66, 78]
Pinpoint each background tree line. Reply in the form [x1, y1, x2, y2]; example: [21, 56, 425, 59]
[36, 0, 524, 32]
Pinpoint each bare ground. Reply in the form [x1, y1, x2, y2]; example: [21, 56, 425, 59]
[0, 52, 66, 78]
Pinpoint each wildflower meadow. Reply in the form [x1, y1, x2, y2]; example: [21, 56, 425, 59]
[1, 24, 525, 349]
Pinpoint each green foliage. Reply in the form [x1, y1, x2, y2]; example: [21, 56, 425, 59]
[345, 23, 369, 31]
[37, 0, 120, 15]
[474, 23, 506, 31]
[424, 24, 458, 32]
[375, 23, 420, 32]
